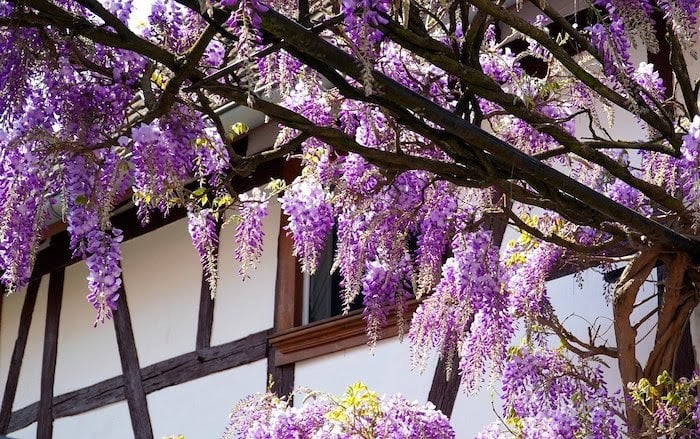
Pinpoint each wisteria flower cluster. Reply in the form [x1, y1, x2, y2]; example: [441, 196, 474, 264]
[4, 0, 700, 437]
[234, 188, 269, 277]
[489, 347, 621, 438]
[223, 382, 454, 439]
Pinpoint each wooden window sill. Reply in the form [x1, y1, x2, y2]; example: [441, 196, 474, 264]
[269, 301, 419, 366]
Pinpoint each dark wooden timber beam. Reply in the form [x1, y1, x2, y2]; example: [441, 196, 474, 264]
[0, 279, 41, 434]
[37, 268, 64, 439]
[112, 281, 153, 439]
[267, 160, 302, 397]
[7, 329, 269, 432]
[195, 272, 216, 352]
[427, 356, 460, 417]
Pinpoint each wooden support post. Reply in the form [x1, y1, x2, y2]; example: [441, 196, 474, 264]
[195, 272, 216, 352]
[266, 351, 294, 397]
[0, 279, 41, 434]
[37, 269, 65, 439]
[113, 281, 153, 439]
[272, 216, 303, 332]
[427, 355, 461, 418]
[267, 180, 303, 396]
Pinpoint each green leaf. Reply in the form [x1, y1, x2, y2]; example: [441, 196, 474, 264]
[191, 187, 207, 197]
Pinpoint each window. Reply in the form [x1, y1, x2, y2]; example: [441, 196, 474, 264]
[304, 230, 363, 324]
[269, 209, 418, 366]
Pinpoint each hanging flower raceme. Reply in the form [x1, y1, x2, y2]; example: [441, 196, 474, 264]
[145, 0, 207, 54]
[588, 2, 635, 78]
[0, 146, 48, 292]
[215, 0, 269, 89]
[280, 177, 334, 273]
[413, 183, 458, 298]
[503, 220, 563, 320]
[679, 115, 700, 226]
[83, 228, 124, 324]
[632, 62, 666, 104]
[362, 256, 412, 346]
[234, 188, 269, 277]
[187, 208, 220, 295]
[63, 153, 125, 324]
[409, 230, 510, 390]
[130, 111, 201, 216]
[341, 0, 390, 90]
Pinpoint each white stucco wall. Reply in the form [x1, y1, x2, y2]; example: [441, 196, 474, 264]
[54, 261, 122, 395]
[211, 199, 279, 345]
[10, 422, 36, 439]
[120, 218, 202, 367]
[451, 386, 501, 438]
[147, 359, 267, 439]
[12, 277, 48, 411]
[52, 402, 131, 439]
[295, 337, 437, 405]
[2, 200, 280, 438]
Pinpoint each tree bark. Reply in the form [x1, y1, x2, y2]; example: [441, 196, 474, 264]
[613, 249, 659, 435]
[644, 253, 695, 380]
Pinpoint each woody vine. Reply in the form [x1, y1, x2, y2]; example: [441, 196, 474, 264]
[2, 0, 700, 437]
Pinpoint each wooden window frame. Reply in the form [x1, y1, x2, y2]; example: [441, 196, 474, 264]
[269, 301, 419, 366]
[268, 168, 419, 365]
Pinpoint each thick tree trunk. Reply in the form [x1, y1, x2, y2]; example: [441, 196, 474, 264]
[644, 253, 694, 380]
[612, 249, 659, 436]
[613, 249, 697, 437]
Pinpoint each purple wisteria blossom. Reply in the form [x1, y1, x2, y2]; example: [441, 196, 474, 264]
[4, 1, 700, 437]
[224, 384, 454, 439]
[188, 208, 220, 295]
[280, 177, 334, 273]
[235, 189, 269, 277]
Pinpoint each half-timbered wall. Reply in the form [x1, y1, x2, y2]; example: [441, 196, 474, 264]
[2, 38, 699, 435]
[0, 198, 281, 439]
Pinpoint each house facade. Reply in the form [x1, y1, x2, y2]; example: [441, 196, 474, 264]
[2, 2, 700, 438]
[0, 120, 504, 439]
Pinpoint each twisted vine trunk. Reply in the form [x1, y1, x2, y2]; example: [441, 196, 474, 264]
[613, 248, 697, 437]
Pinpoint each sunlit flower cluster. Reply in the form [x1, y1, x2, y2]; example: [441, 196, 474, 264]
[223, 383, 454, 439]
